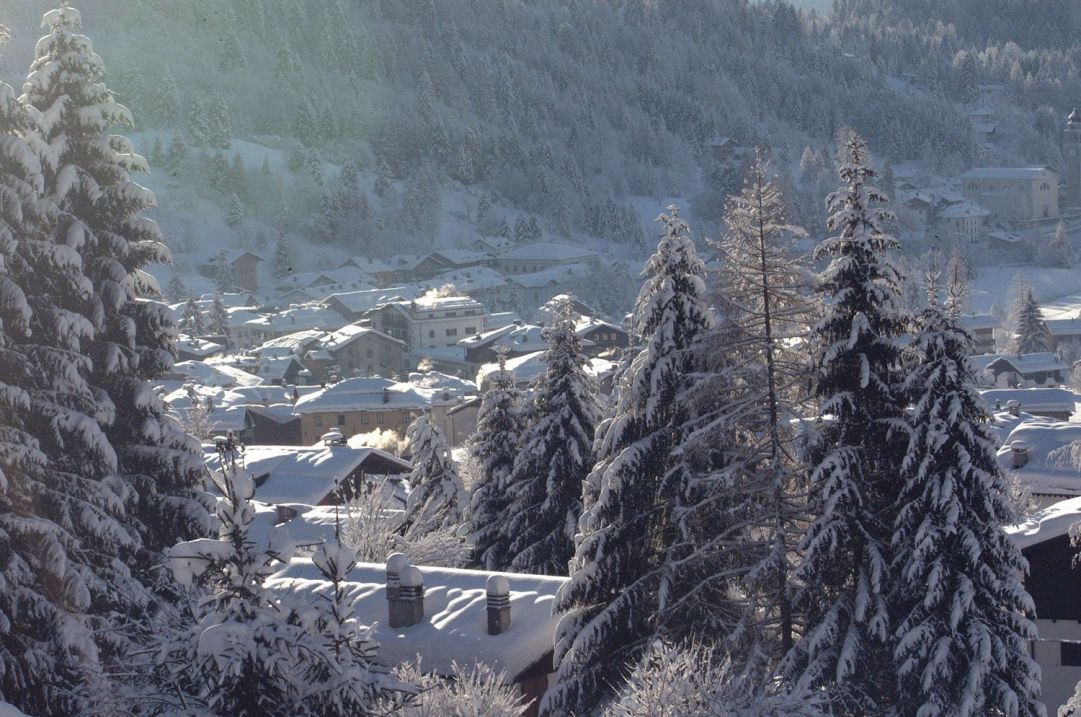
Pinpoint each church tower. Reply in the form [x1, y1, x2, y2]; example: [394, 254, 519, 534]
[1065, 109, 1081, 208]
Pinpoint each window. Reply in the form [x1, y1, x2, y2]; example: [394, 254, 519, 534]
[446, 311, 457, 317]
[377, 414, 385, 425]
[429, 330, 435, 338]
[361, 414, 369, 425]
[337, 414, 345, 426]
[1063, 643, 1081, 667]
[1041, 182, 1051, 190]
[465, 326, 477, 335]
[446, 328, 458, 336]
[315, 415, 323, 427]
[366, 349, 373, 358]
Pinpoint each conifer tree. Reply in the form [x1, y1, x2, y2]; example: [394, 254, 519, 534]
[182, 297, 207, 336]
[0, 54, 140, 716]
[689, 156, 816, 678]
[503, 299, 600, 575]
[274, 230, 293, 280]
[782, 132, 909, 715]
[227, 192, 244, 228]
[399, 414, 465, 541]
[466, 350, 525, 570]
[153, 68, 180, 126]
[167, 271, 188, 303]
[215, 250, 236, 292]
[166, 133, 188, 174]
[24, 1, 210, 593]
[891, 262, 1043, 717]
[1013, 288, 1049, 354]
[544, 207, 711, 716]
[209, 293, 231, 347]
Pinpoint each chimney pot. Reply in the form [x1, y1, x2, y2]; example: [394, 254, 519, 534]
[390, 565, 424, 628]
[486, 574, 512, 635]
[385, 552, 409, 602]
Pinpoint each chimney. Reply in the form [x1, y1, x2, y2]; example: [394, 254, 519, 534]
[389, 565, 424, 628]
[1010, 441, 1030, 470]
[385, 552, 408, 602]
[383, 387, 390, 404]
[1007, 400, 1021, 417]
[486, 575, 511, 635]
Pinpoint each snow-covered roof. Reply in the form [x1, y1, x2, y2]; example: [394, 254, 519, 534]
[970, 353, 1068, 375]
[171, 360, 263, 388]
[420, 266, 509, 293]
[324, 287, 420, 314]
[980, 388, 1075, 414]
[1007, 496, 1081, 550]
[509, 263, 592, 289]
[498, 242, 599, 262]
[485, 312, 522, 330]
[458, 323, 547, 352]
[244, 304, 343, 334]
[997, 422, 1081, 498]
[987, 230, 1022, 244]
[268, 561, 566, 681]
[252, 329, 327, 358]
[245, 355, 304, 382]
[176, 335, 225, 358]
[429, 248, 492, 266]
[960, 167, 1056, 180]
[293, 377, 444, 414]
[320, 323, 405, 353]
[205, 444, 410, 506]
[958, 314, 1000, 331]
[476, 350, 614, 388]
[225, 307, 264, 329]
[575, 317, 626, 336]
[1043, 318, 1081, 337]
[940, 201, 989, 219]
[405, 371, 478, 395]
[473, 236, 517, 253]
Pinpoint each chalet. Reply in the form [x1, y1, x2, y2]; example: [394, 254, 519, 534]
[268, 558, 567, 716]
[293, 376, 469, 444]
[958, 314, 1001, 355]
[457, 323, 550, 367]
[246, 404, 303, 446]
[323, 287, 418, 322]
[197, 250, 265, 292]
[509, 264, 593, 308]
[970, 353, 1069, 388]
[575, 317, 630, 357]
[176, 335, 225, 362]
[476, 350, 616, 392]
[428, 248, 492, 271]
[1044, 318, 1081, 350]
[205, 442, 411, 506]
[707, 136, 747, 163]
[439, 395, 481, 447]
[243, 304, 343, 343]
[309, 323, 408, 381]
[251, 329, 326, 360]
[471, 235, 518, 254]
[1007, 497, 1081, 714]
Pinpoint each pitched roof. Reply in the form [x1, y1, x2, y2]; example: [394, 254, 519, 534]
[959, 167, 1057, 180]
[498, 242, 599, 262]
[293, 377, 447, 414]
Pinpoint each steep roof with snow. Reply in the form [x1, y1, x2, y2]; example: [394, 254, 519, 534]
[970, 352, 1069, 375]
[960, 167, 1057, 180]
[320, 323, 405, 353]
[997, 422, 1081, 498]
[268, 561, 567, 681]
[324, 287, 420, 314]
[980, 388, 1076, 414]
[476, 350, 614, 387]
[244, 304, 343, 333]
[171, 360, 263, 388]
[958, 313, 1001, 331]
[252, 329, 328, 358]
[205, 444, 410, 506]
[498, 242, 599, 261]
[293, 377, 442, 414]
[1007, 496, 1081, 550]
[509, 263, 593, 288]
[1043, 318, 1081, 337]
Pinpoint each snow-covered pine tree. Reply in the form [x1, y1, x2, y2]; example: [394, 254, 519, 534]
[683, 155, 816, 679]
[466, 350, 526, 570]
[153, 68, 180, 127]
[399, 414, 466, 541]
[543, 207, 711, 716]
[166, 271, 188, 303]
[890, 261, 1043, 717]
[0, 63, 141, 717]
[182, 296, 207, 336]
[209, 293, 231, 347]
[1013, 288, 1049, 354]
[227, 191, 244, 228]
[214, 250, 236, 292]
[503, 299, 600, 575]
[23, 3, 211, 584]
[165, 133, 187, 174]
[782, 131, 909, 715]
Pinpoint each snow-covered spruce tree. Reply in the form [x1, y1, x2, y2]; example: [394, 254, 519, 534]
[208, 293, 231, 347]
[1013, 288, 1049, 355]
[214, 250, 236, 292]
[683, 155, 816, 679]
[781, 132, 909, 715]
[399, 414, 466, 541]
[890, 265, 1042, 717]
[0, 68, 141, 717]
[23, 4, 210, 586]
[227, 191, 244, 228]
[543, 207, 711, 716]
[274, 229, 292, 279]
[166, 270, 188, 303]
[503, 298, 600, 575]
[466, 350, 526, 570]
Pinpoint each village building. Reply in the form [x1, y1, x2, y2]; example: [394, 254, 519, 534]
[958, 314, 1001, 354]
[1007, 497, 1081, 714]
[706, 136, 747, 163]
[575, 317, 630, 357]
[292, 376, 469, 444]
[363, 296, 487, 357]
[970, 352, 1069, 388]
[493, 243, 600, 275]
[959, 167, 1059, 222]
[197, 250, 265, 292]
[268, 559, 566, 716]
[981, 388, 1075, 421]
[1064, 109, 1081, 209]
[243, 303, 343, 343]
[306, 323, 408, 381]
[1042, 317, 1081, 351]
[939, 201, 989, 243]
[997, 421, 1081, 508]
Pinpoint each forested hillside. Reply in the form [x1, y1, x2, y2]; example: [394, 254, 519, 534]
[0, 0, 981, 251]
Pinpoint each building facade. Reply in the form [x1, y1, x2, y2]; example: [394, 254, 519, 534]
[959, 167, 1059, 222]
